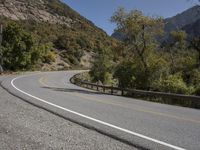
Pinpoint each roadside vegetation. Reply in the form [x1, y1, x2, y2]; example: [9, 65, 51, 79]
[0, 14, 116, 71]
[90, 8, 200, 96]
[1, 5, 200, 96]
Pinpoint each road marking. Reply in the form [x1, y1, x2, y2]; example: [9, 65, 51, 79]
[39, 76, 49, 87]
[11, 74, 186, 150]
[40, 76, 200, 124]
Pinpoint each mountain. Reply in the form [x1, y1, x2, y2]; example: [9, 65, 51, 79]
[112, 5, 200, 41]
[164, 5, 200, 33]
[0, 0, 116, 70]
[164, 5, 200, 40]
[183, 18, 200, 39]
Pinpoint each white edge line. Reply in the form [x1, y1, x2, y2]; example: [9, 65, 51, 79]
[10, 75, 186, 150]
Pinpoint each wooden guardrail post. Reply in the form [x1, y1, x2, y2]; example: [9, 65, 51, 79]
[97, 85, 99, 91]
[103, 87, 105, 93]
[111, 86, 113, 94]
[121, 89, 124, 96]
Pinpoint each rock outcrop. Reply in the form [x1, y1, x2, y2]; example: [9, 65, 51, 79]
[0, 0, 73, 26]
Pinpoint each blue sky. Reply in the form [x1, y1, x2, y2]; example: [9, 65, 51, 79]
[63, 0, 199, 35]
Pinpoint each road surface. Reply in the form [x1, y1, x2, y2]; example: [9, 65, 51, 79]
[0, 75, 134, 150]
[1, 71, 200, 150]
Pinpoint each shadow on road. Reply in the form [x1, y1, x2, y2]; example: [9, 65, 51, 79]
[42, 86, 104, 95]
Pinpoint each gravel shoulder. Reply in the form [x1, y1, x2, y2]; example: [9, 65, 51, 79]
[0, 77, 136, 150]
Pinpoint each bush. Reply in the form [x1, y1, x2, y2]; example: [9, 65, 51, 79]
[189, 69, 200, 87]
[153, 73, 193, 94]
[114, 61, 136, 88]
[72, 49, 84, 61]
[68, 56, 79, 65]
[43, 51, 56, 64]
[188, 69, 200, 95]
[89, 48, 113, 84]
[194, 86, 200, 96]
[2, 23, 34, 70]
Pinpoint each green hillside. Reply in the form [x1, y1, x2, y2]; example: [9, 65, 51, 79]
[0, 0, 117, 71]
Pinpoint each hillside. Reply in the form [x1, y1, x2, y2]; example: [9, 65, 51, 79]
[0, 0, 116, 70]
[183, 18, 200, 39]
[164, 5, 200, 33]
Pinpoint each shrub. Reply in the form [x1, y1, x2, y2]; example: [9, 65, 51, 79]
[114, 61, 136, 88]
[194, 86, 200, 96]
[189, 69, 200, 87]
[68, 56, 79, 65]
[2, 23, 34, 70]
[153, 73, 193, 94]
[89, 48, 113, 84]
[43, 51, 56, 64]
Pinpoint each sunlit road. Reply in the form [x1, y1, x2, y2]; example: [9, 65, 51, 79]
[2, 71, 200, 150]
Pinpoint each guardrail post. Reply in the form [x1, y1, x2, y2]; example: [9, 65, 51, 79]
[103, 87, 105, 93]
[121, 89, 124, 96]
[96, 83, 99, 91]
[111, 86, 113, 94]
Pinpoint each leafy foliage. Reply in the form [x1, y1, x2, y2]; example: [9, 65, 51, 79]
[152, 73, 194, 94]
[114, 60, 136, 88]
[2, 23, 34, 70]
[89, 8, 200, 96]
[1, 23, 54, 71]
[89, 48, 113, 84]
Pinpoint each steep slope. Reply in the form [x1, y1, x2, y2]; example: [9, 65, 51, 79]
[164, 5, 200, 33]
[183, 18, 200, 39]
[111, 31, 126, 41]
[0, 0, 116, 70]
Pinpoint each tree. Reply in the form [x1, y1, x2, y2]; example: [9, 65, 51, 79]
[89, 47, 113, 84]
[191, 37, 200, 67]
[166, 31, 188, 73]
[2, 23, 34, 70]
[111, 8, 164, 89]
[114, 60, 136, 88]
[1, 23, 54, 70]
[170, 31, 187, 51]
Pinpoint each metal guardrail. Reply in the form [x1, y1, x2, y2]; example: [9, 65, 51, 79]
[70, 74, 200, 109]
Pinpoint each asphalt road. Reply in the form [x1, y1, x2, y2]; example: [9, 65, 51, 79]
[1, 71, 200, 150]
[0, 75, 135, 150]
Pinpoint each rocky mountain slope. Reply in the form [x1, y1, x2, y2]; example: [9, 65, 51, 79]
[183, 18, 200, 39]
[0, 0, 71, 25]
[164, 5, 200, 33]
[0, 0, 116, 70]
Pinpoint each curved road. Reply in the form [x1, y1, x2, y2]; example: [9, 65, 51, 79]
[2, 71, 200, 150]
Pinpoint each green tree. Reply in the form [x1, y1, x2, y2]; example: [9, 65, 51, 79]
[1, 23, 55, 70]
[89, 48, 113, 84]
[111, 8, 164, 89]
[114, 60, 136, 88]
[190, 37, 200, 67]
[2, 23, 34, 70]
[168, 31, 187, 72]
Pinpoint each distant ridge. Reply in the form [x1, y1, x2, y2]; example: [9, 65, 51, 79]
[164, 5, 200, 33]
